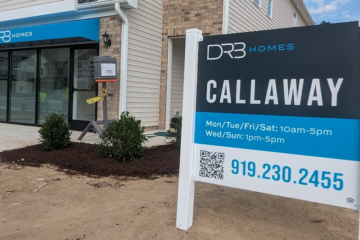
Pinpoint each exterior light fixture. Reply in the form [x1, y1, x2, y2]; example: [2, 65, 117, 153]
[102, 32, 111, 48]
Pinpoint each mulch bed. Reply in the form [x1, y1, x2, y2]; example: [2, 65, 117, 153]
[0, 142, 180, 179]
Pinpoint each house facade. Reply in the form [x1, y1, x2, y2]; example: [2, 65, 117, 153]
[0, 0, 313, 131]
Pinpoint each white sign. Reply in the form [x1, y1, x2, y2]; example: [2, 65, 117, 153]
[101, 63, 116, 77]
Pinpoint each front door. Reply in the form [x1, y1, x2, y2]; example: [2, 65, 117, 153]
[70, 48, 98, 131]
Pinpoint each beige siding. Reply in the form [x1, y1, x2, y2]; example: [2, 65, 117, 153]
[0, 0, 64, 12]
[228, 0, 307, 33]
[127, 0, 163, 127]
[297, 12, 307, 26]
[170, 38, 185, 121]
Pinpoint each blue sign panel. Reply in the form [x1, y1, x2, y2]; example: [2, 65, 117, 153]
[0, 18, 99, 44]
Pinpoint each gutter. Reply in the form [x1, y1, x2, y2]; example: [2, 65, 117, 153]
[222, 0, 230, 34]
[115, 2, 129, 115]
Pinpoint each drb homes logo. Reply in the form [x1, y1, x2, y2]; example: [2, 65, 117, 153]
[0, 30, 33, 43]
[207, 42, 294, 60]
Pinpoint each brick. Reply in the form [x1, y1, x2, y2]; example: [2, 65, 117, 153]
[158, 0, 223, 129]
[98, 15, 122, 121]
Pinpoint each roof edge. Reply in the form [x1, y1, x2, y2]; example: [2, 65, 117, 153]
[292, 0, 315, 26]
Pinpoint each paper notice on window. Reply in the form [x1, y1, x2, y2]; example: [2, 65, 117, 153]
[101, 63, 116, 77]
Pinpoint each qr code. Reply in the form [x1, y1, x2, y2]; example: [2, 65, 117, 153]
[199, 150, 225, 180]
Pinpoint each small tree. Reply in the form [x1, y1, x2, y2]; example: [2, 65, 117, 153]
[38, 113, 71, 151]
[167, 117, 182, 147]
[97, 111, 147, 161]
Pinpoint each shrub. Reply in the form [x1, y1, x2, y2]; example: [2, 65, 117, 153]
[38, 113, 71, 151]
[97, 111, 147, 161]
[167, 117, 182, 147]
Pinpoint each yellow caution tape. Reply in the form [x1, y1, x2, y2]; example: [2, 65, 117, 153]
[86, 88, 108, 104]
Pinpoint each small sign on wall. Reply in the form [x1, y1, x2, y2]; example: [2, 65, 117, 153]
[101, 63, 116, 77]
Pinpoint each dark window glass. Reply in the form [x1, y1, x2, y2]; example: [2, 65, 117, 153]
[0, 52, 8, 121]
[38, 48, 70, 123]
[78, 0, 98, 4]
[72, 49, 97, 121]
[10, 50, 37, 124]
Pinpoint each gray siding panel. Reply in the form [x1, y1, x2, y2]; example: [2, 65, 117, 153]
[228, 0, 308, 33]
[126, 0, 163, 127]
[0, 0, 64, 11]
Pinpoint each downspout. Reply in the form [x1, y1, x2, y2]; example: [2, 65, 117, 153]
[115, 2, 129, 116]
[222, 0, 230, 34]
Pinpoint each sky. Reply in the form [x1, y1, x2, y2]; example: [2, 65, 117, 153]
[303, 0, 360, 24]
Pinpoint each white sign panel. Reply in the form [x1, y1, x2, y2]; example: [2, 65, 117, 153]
[101, 63, 116, 77]
[194, 144, 359, 210]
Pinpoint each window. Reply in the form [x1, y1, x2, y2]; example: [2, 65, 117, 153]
[253, 0, 261, 8]
[47, 67, 54, 76]
[58, 67, 64, 76]
[293, 12, 297, 27]
[78, 0, 98, 3]
[267, 0, 273, 18]
[0, 51, 8, 121]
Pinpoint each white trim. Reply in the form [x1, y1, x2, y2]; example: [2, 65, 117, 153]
[293, 11, 298, 27]
[176, 28, 203, 231]
[115, 3, 130, 115]
[0, 0, 137, 29]
[0, 0, 75, 23]
[253, 0, 262, 8]
[165, 37, 173, 130]
[75, 0, 128, 10]
[165, 36, 186, 130]
[222, 0, 229, 34]
[0, 6, 117, 29]
[267, 0, 273, 19]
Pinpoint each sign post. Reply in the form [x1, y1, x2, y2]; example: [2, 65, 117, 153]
[177, 22, 360, 233]
[176, 29, 203, 230]
[78, 56, 118, 140]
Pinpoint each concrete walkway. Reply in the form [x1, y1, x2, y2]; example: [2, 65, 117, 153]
[0, 123, 172, 151]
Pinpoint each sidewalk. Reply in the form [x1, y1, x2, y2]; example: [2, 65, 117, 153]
[0, 123, 172, 151]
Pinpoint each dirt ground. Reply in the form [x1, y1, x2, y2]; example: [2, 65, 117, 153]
[0, 162, 358, 240]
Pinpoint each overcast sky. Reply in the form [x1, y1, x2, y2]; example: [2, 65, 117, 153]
[303, 0, 360, 24]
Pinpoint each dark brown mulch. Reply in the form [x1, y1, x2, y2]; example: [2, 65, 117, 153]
[0, 143, 180, 179]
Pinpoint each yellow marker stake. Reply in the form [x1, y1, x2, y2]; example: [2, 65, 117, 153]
[86, 88, 108, 104]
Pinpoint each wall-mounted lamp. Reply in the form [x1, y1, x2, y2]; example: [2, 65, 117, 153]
[102, 32, 111, 48]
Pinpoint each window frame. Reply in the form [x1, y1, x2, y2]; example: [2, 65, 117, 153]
[267, 0, 273, 18]
[253, 0, 262, 8]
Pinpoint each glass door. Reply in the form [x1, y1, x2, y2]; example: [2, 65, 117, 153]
[0, 52, 8, 121]
[38, 48, 70, 124]
[10, 50, 37, 124]
[70, 48, 97, 130]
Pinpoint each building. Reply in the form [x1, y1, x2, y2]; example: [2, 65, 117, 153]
[0, 0, 313, 131]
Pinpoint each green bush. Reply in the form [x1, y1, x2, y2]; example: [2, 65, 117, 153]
[38, 113, 71, 151]
[167, 117, 182, 147]
[97, 111, 147, 161]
